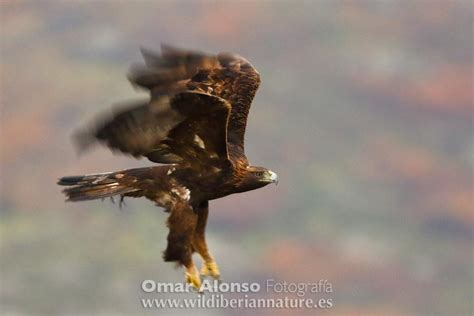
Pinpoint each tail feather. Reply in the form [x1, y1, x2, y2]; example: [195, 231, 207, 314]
[57, 172, 116, 186]
[58, 172, 139, 202]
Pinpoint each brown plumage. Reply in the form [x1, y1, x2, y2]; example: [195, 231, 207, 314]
[58, 45, 278, 289]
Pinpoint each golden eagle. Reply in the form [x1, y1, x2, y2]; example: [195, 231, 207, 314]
[58, 45, 278, 289]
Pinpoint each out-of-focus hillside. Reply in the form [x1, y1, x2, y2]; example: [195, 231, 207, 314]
[1, 1, 472, 315]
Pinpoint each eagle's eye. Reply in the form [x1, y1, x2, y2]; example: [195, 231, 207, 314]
[255, 172, 264, 177]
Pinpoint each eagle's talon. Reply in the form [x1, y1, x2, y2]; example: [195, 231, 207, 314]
[185, 270, 202, 291]
[200, 261, 220, 280]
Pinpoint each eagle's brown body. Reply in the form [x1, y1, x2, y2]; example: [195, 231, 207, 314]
[58, 45, 277, 289]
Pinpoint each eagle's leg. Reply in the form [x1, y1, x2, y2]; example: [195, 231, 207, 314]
[192, 201, 221, 279]
[164, 202, 201, 290]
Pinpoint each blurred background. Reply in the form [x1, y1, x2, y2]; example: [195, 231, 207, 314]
[1, 1, 472, 315]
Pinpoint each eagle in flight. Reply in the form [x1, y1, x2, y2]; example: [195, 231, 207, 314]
[58, 45, 278, 289]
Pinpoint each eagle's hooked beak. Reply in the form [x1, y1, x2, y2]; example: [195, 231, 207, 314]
[268, 170, 278, 185]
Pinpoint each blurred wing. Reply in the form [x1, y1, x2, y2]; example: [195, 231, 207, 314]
[75, 91, 231, 167]
[129, 45, 261, 160]
[129, 45, 220, 92]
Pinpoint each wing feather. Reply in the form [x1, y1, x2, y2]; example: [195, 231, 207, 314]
[75, 91, 231, 167]
[128, 45, 261, 161]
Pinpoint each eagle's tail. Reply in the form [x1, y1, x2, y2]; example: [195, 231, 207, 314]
[58, 171, 139, 202]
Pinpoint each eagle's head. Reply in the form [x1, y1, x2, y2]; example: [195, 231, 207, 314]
[237, 166, 278, 192]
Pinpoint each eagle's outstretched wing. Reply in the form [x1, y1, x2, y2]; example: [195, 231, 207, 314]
[75, 91, 231, 167]
[129, 45, 261, 162]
